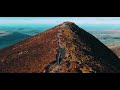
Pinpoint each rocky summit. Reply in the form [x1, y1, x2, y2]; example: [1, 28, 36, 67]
[0, 22, 120, 73]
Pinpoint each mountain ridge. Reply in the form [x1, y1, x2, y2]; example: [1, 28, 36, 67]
[0, 21, 120, 73]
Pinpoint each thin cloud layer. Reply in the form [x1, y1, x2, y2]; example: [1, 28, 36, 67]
[0, 17, 120, 25]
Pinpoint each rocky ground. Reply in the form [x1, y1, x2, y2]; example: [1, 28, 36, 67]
[109, 46, 120, 58]
[0, 22, 120, 73]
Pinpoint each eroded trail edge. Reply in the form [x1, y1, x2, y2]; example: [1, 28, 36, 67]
[44, 29, 65, 73]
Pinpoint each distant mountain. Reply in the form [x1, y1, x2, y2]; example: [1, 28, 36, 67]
[0, 32, 31, 49]
[0, 22, 120, 73]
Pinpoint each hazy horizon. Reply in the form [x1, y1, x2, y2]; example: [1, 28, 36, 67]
[0, 17, 120, 49]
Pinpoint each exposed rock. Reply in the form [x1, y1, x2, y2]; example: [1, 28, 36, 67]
[109, 46, 120, 58]
[0, 22, 120, 73]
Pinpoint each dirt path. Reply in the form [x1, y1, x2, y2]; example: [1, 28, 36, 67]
[44, 29, 65, 73]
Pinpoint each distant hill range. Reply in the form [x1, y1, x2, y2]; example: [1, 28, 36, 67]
[0, 32, 30, 49]
[0, 22, 120, 73]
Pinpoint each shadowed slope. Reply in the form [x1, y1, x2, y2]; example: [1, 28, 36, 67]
[109, 46, 120, 58]
[0, 22, 120, 73]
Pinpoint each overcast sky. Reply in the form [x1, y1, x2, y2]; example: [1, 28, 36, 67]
[0, 17, 120, 25]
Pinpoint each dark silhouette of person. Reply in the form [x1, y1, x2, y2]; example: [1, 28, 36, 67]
[56, 47, 65, 65]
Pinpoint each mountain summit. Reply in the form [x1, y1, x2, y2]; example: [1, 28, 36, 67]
[0, 22, 120, 73]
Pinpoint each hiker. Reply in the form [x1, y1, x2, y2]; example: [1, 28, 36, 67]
[56, 47, 65, 65]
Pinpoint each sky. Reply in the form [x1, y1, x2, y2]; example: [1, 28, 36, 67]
[0, 17, 120, 25]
